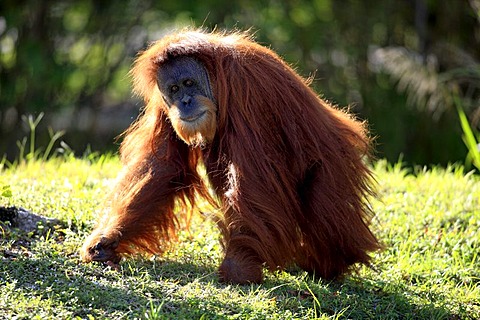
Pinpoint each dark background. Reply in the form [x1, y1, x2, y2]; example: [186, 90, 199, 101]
[1, 0, 479, 167]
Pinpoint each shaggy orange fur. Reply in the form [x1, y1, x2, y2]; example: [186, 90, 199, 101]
[81, 29, 381, 284]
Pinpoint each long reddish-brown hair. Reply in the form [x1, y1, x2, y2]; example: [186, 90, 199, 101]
[82, 29, 380, 281]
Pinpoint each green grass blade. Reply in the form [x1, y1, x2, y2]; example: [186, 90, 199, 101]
[456, 103, 480, 170]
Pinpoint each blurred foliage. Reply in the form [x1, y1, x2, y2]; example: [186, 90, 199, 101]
[0, 0, 479, 166]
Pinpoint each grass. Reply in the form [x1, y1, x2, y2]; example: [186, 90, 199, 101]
[457, 104, 480, 172]
[1, 157, 479, 319]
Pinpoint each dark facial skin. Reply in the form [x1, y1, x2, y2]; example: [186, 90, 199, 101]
[157, 57, 214, 122]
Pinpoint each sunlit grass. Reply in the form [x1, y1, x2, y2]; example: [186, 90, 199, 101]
[1, 158, 479, 319]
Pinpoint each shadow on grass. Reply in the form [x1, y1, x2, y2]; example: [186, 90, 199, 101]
[1, 245, 458, 319]
[112, 259, 458, 319]
[0, 255, 150, 318]
[264, 275, 456, 319]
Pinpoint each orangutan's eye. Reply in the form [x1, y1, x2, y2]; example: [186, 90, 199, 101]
[184, 79, 194, 87]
